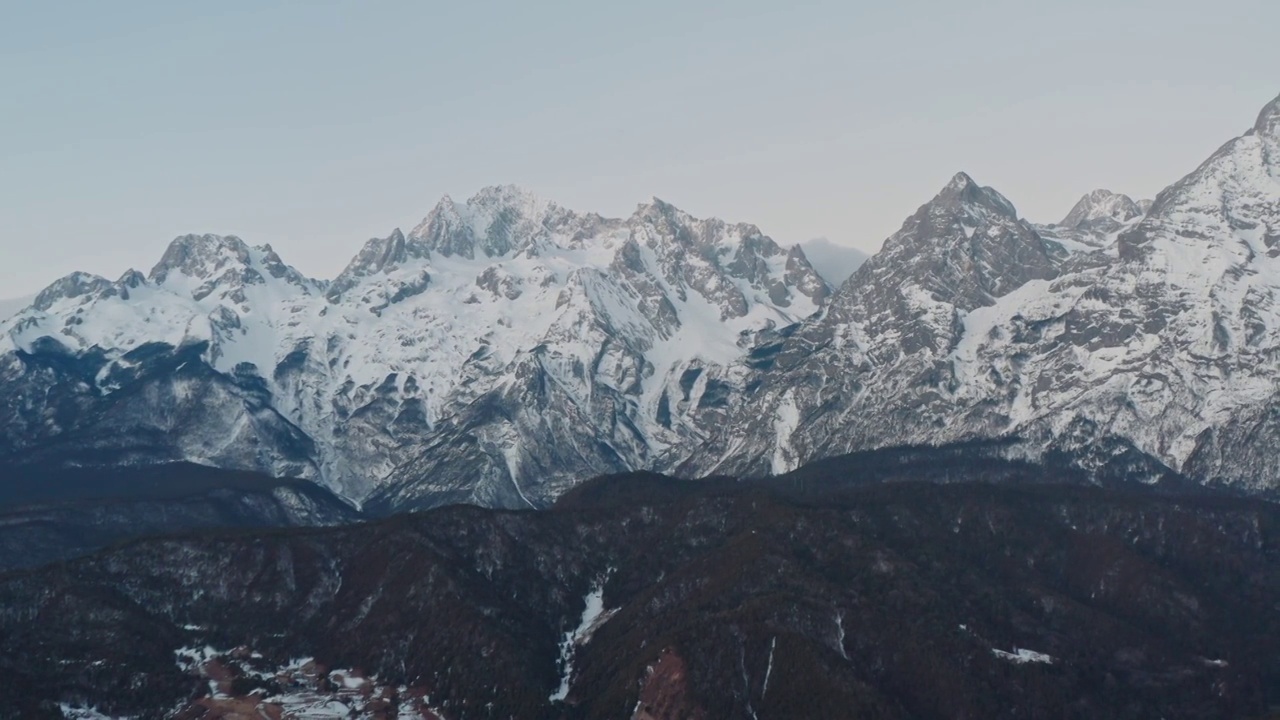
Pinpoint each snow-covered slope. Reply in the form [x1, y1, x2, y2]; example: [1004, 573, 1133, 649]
[1035, 189, 1150, 254]
[680, 93, 1280, 494]
[6, 93, 1280, 508]
[0, 188, 828, 507]
[1059, 189, 1145, 230]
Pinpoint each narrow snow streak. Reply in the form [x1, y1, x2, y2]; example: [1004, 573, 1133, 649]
[550, 575, 615, 702]
[835, 611, 849, 660]
[992, 647, 1053, 665]
[762, 636, 776, 697]
[737, 634, 760, 720]
[58, 703, 132, 720]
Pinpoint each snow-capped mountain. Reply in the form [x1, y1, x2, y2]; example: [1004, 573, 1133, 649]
[679, 93, 1280, 494]
[0, 187, 827, 507]
[1034, 188, 1151, 254]
[1058, 188, 1146, 231]
[4, 93, 1280, 508]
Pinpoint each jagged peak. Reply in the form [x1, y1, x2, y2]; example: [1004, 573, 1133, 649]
[407, 195, 461, 238]
[407, 187, 555, 259]
[631, 196, 686, 223]
[117, 269, 147, 288]
[1059, 189, 1142, 229]
[411, 186, 555, 234]
[32, 271, 113, 311]
[1253, 93, 1280, 137]
[149, 233, 254, 282]
[165, 232, 250, 253]
[943, 171, 977, 193]
[467, 184, 548, 213]
[327, 228, 424, 301]
[926, 172, 1019, 220]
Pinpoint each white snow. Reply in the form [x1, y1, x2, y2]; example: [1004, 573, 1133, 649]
[761, 636, 776, 696]
[1, 189, 824, 501]
[835, 612, 849, 660]
[992, 647, 1054, 664]
[57, 704, 135, 720]
[168, 644, 439, 718]
[770, 391, 801, 474]
[550, 575, 617, 702]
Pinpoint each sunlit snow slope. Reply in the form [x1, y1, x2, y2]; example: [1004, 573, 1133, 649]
[1, 187, 828, 508]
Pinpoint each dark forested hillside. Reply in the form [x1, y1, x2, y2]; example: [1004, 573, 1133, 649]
[0, 463, 360, 572]
[2, 451, 1277, 719]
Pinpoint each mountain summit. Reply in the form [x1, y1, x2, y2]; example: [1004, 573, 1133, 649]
[6, 95, 1280, 508]
[1059, 189, 1144, 229]
[1253, 92, 1280, 136]
[679, 92, 1280, 491]
[1, 190, 827, 507]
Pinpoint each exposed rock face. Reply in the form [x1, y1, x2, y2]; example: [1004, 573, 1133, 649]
[1059, 188, 1144, 231]
[0, 189, 828, 508]
[5, 94, 1280, 508]
[680, 93, 1280, 495]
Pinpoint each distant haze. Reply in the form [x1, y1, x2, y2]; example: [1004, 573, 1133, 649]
[2, 1, 1278, 296]
[0, 295, 34, 321]
[799, 239, 869, 287]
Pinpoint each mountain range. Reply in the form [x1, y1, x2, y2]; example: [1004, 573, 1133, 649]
[2, 94, 1279, 512]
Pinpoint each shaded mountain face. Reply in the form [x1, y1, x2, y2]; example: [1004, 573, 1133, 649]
[2, 451, 1277, 720]
[0, 463, 360, 573]
[0, 190, 828, 509]
[679, 93, 1280, 496]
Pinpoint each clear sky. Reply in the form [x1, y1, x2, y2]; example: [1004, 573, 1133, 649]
[2, 0, 1278, 297]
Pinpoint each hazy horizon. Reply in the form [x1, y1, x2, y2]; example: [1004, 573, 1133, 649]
[3, 1, 1278, 297]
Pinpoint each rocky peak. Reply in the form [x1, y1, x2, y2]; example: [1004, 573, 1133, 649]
[783, 245, 831, 306]
[932, 172, 1019, 219]
[258, 244, 310, 285]
[796, 173, 1062, 361]
[634, 196, 679, 220]
[847, 173, 1056, 310]
[327, 228, 424, 302]
[409, 186, 567, 259]
[117, 269, 147, 288]
[468, 184, 548, 217]
[31, 272, 114, 312]
[409, 195, 474, 259]
[1120, 93, 1280, 264]
[629, 198, 767, 260]
[1060, 189, 1143, 229]
[1253, 93, 1280, 137]
[149, 234, 254, 284]
[629, 197, 696, 245]
[148, 233, 315, 304]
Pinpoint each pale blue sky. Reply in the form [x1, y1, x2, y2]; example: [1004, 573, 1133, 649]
[2, 0, 1277, 296]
